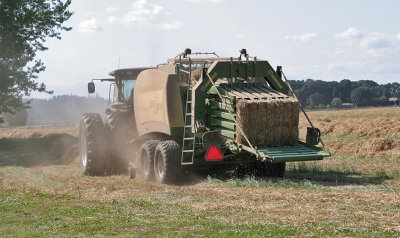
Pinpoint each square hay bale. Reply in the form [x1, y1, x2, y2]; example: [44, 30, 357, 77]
[236, 97, 300, 147]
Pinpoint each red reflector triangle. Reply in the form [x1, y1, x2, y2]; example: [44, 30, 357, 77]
[205, 144, 224, 161]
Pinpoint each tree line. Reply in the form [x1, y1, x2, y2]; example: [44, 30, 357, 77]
[288, 79, 400, 109]
[1, 95, 107, 127]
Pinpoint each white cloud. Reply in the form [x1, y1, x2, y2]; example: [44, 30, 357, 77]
[284, 33, 317, 42]
[159, 21, 184, 30]
[105, 7, 120, 13]
[361, 32, 397, 49]
[108, 0, 164, 24]
[335, 28, 363, 40]
[329, 30, 400, 76]
[335, 29, 400, 50]
[108, 0, 182, 30]
[78, 18, 103, 33]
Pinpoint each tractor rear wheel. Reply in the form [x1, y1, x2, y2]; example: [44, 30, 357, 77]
[79, 113, 108, 176]
[154, 140, 182, 184]
[140, 140, 159, 181]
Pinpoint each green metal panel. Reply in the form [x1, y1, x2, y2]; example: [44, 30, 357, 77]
[211, 117, 235, 130]
[257, 86, 285, 98]
[209, 100, 235, 112]
[210, 127, 236, 139]
[209, 110, 235, 121]
[219, 87, 249, 99]
[271, 154, 324, 163]
[205, 60, 289, 95]
[240, 87, 265, 99]
[237, 142, 329, 163]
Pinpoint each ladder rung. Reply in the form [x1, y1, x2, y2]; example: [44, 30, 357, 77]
[187, 101, 192, 103]
[184, 125, 192, 128]
[184, 137, 195, 141]
[185, 113, 192, 116]
[182, 150, 194, 153]
[181, 162, 194, 165]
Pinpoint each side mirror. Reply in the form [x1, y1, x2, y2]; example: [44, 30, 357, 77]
[88, 82, 95, 94]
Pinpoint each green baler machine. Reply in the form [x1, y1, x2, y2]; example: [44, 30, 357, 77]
[177, 49, 330, 174]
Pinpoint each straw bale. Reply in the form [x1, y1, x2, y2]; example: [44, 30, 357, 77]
[236, 100, 248, 144]
[236, 97, 300, 147]
[256, 100, 267, 145]
[248, 100, 259, 144]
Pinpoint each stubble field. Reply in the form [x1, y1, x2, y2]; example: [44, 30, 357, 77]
[0, 107, 399, 237]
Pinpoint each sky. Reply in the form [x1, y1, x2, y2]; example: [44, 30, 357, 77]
[32, 0, 400, 98]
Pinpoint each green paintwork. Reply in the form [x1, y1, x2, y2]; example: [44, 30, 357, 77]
[209, 110, 235, 121]
[210, 127, 235, 139]
[233, 141, 330, 163]
[208, 100, 235, 112]
[211, 117, 235, 130]
[206, 60, 289, 94]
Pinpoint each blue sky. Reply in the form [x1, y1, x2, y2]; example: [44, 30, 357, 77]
[33, 0, 400, 98]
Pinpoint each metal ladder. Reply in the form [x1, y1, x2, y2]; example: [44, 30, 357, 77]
[181, 58, 195, 165]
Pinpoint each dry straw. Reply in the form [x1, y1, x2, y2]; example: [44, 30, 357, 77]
[236, 97, 300, 147]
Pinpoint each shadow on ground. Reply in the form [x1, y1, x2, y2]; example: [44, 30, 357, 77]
[187, 166, 394, 187]
[0, 133, 78, 167]
[284, 169, 393, 186]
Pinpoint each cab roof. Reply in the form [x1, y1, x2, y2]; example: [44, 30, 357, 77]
[109, 67, 155, 77]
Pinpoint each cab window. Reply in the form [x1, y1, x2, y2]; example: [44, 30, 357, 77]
[121, 79, 136, 102]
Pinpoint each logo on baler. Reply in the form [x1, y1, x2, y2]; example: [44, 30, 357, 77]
[268, 70, 283, 89]
[201, 72, 218, 92]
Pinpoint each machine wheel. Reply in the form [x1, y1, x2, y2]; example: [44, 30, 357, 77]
[266, 162, 286, 177]
[79, 113, 108, 176]
[154, 140, 182, 184]
[105, 110, 132, 174]
[140, 140, 160, 181]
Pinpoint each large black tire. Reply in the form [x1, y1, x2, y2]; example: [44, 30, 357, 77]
[140, 140, 160, 181]
[154, 140, 182, 184]
[105, 110, 133, 174]
[79, 113, 108, 176]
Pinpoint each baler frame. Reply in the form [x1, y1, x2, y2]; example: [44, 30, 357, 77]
[175, 50, 330, 166]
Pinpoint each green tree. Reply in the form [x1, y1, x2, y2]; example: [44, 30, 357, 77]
[338, 79, 353, 102]
[2, 108, 28, 126]
[306, 93, 327, 109]
[331, 97, 342, 108]
[0, 0, 73, 120]
[350, 87, 374, 107]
